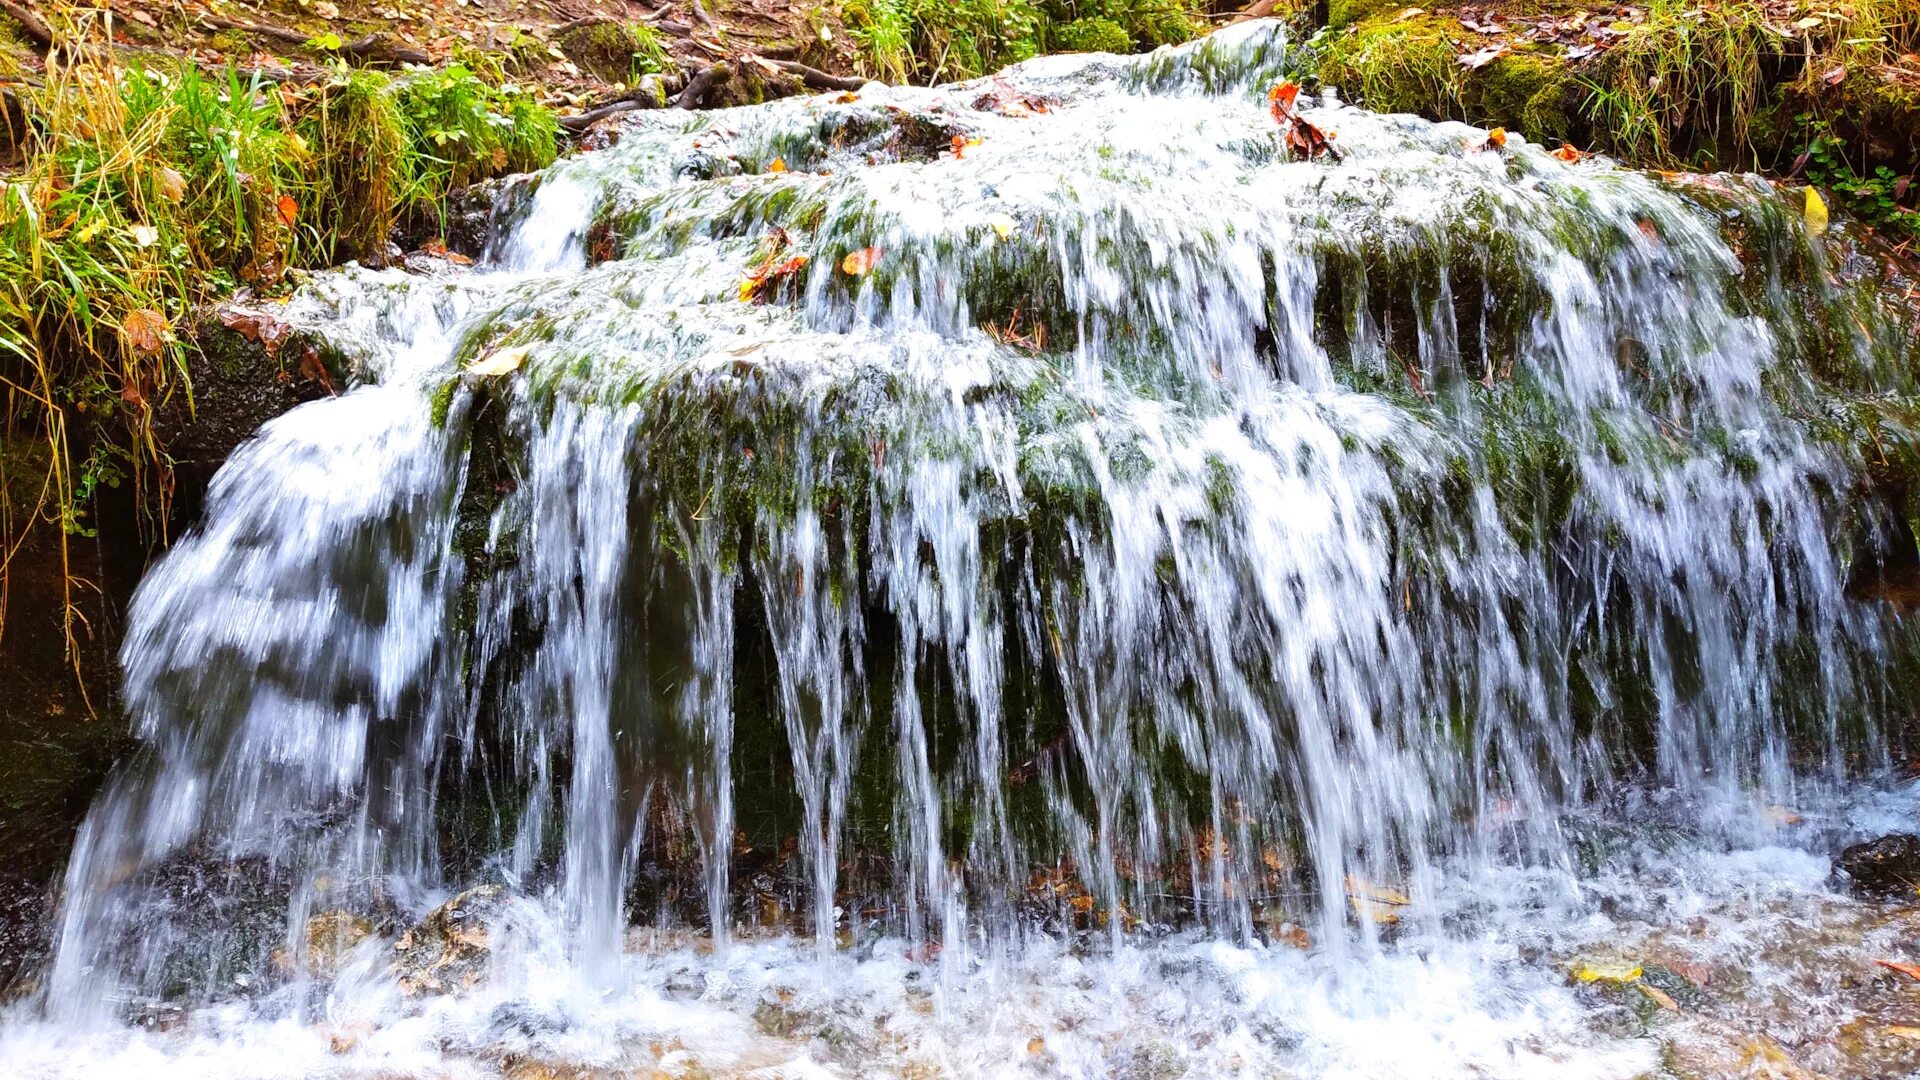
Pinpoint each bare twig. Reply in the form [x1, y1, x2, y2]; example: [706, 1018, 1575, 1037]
[560, 75, 684, 131]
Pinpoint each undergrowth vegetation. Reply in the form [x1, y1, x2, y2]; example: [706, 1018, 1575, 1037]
[1308, 0, 1919, 240]
[0, 11, 556, 653]
[845, 0, 1221, 83]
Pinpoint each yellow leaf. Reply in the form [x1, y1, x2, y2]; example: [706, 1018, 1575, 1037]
[986, 212, 1015, 240]
[1344, 875, 1409, 924]
[841, 246, 882, 275]
[1486, 127, 1507, 149]
[768, 157, 787, 174]
[1804, 187, 1829, 235]
[1570, 958, 1644, 985]
[466, 344, 532, 376]
[1027, 1037, 1046, 1055]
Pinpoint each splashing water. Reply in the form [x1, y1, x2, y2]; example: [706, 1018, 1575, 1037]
[10, 22, 1920, 1078]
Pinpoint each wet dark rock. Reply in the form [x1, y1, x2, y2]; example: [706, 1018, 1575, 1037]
[158, 309, 344, 505]
[1834, 834, 1920, 898]
[390, 885, 512, 995]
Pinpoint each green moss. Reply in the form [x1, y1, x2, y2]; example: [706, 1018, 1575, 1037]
[1467, 51, 1575, 137]
[557, 21, 673, 84]
[1059, 16, 1133, 54]
[1327, 0, 1412, 30]
[1314, 13, 1462, 118]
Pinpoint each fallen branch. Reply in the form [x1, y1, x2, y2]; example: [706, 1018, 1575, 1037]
[560, 97, 650, 131]
[1231, 0, 1282, 22]
[0, 0, 53, 51]
[560, 75, 684, 131]
[674, 61, 729, 109]
[550, 14, 618, 37]
[759, 58, 866, 92]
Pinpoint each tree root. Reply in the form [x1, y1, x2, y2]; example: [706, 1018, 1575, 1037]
[201, 15, 430, 65]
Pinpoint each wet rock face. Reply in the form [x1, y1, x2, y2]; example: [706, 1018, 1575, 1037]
[390, 885, 510, 995]
[1835, 834, 1920, 898]
[302, 912, 375, 978]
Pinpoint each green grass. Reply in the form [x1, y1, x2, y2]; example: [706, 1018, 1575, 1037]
[0, 12, 559, 656]
[846, 0, 1210, 84]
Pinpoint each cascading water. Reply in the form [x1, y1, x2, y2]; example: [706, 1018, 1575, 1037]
[10, 21, 1920, 1078]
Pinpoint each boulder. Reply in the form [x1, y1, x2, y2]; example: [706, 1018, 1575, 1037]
[390, 885, 510, 995]
[1834, 834, 1920, 898]
[303, 911, 375, 977]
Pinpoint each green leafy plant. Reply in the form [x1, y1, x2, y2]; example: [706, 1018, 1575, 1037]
[1799, 119, 1920, 242]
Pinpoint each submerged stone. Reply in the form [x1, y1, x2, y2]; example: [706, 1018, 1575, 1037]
[1834, 834, 1920, 898]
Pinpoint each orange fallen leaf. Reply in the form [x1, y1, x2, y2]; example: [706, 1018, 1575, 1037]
[1487, 127, 1507, 149]
[1027, 1036, 1046, 1054]
[1878, 959, 1920, 981]
[1269, 81, 1337, 161]
[768, 157, 787, 173]
[276, 194, 299, 227]
[841, 246, 882, 275]
[1550, 143, 1590, 163]
[122, 308, 169, 356]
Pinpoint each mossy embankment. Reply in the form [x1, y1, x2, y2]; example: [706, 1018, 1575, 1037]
[1301, 0, 1918, 241]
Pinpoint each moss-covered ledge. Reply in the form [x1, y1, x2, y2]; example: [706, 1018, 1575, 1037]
[1301, 0, 1919, 241]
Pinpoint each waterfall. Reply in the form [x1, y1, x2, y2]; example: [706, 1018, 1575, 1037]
[13, 21, 1920, 1078]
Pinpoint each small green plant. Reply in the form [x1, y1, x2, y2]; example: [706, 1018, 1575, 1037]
[846, 0, 1205, 83]
[1799, 120, 1920, 242]
[0, 13, 560, 661]
[395, 64, 557, 214]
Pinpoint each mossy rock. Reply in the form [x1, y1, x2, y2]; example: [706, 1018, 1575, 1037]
[1313, 13, 1463, 116]
[557, 20, 672, 84]
[1327, 0, 1417, 31]
[1465, 51, 1572, 133]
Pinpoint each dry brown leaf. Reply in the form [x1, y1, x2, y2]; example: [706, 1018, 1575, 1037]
[155, 166, 186, 203]
[122, 309, 169, 356]
[1637, 982, 1680, 1011]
